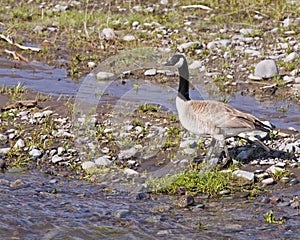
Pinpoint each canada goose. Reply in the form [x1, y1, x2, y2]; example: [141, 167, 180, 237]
[164, 54, 273, 168]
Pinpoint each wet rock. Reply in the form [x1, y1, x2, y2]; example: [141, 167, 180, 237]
[95, 156, 112, 167]
[81, 161, 96, 170]
[51, 155, 63, 164]
[14, 139, 25, 149]
[254, 60, 278, 79]
[101, 28, 116, 40]
[9, 179, 25, 189]
[233, 170, 255, 181]
[112, 209, 130, 218]
[176, 194, 195, 208]
[289, 178, 299, 186]
[261, 177, 274, 185]
[96, 72, 115, 80]
[236, 148, 254, 161]
[157, 230, 172, 235]
[118, 147, 139, 160]
[29, 149, 42, 158]
[219, 189, 231, 195]
[0, 158, 7, 172]
[144, 68, 157, 76]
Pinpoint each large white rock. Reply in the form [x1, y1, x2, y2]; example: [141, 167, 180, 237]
[101, 28, 116, 40]
[254, 60, 278, 79]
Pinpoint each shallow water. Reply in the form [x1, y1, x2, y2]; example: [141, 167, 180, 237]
[0, 170, 299, 240]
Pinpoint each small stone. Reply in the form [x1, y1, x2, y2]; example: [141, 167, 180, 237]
[132, 21, 140, 27]
[57, 147, 65, 155]
[118, 147, 139, 160]
[219, 189, 231, 195]
[266, 165, 284, 175]
[33, 112, 44, 119]
[236, 149, 254, 161]
[233, 170, 255, 181]
[9, 179, 25, 189]
[33, 25, 44, 32]
[95, 156, 112, 167]
[180, 139, 198, 149]
[176, 194, 195, 208]
[291, 200, 300, 209]
[123, 35, 135, 41]
[87, 61, 96, 69]
[101, 28, 116, 40]
[51, 155, 63, 163]
[240, 28, 254, 35]
[144, 69, 157, 76]
[254, 59, 278, 79]
[81, 161, 96, 170]
[285, 52, 299, 62]
[96, 72, 115, 80]
[14, 139, 25, 149]
[189, 60, 202, 69]
[113, 209, 130, 219]
[123, 168, 139, 176]
[29, 149, 42, 158]
[0, 134, 7, 141]
[261, 177, 274, 185]
[0, 147, 11, 154]
[177, 41, 201, 52]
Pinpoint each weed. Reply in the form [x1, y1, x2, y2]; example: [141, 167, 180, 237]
[138, 103, 161, 113]
[264, 210, 286, 224]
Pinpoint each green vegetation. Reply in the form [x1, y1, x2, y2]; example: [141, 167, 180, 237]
[264, 210, 286, 224]
[147, 169, 236, 195]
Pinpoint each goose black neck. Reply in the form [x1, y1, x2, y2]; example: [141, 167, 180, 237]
[178, 61, 190, 101]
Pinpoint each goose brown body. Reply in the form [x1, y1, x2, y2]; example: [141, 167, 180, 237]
[165, 54, 273, 166]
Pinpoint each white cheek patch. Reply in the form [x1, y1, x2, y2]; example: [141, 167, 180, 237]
[174, 58, 184, 68]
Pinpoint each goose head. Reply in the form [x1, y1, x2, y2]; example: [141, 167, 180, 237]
[164, 54, 186, 68]
[164, 54, 189, 82]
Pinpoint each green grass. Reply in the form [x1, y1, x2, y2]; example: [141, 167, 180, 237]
[147, 169, 236, 195]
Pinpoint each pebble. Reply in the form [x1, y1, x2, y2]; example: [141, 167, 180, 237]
[233, 170, 255, 181]
[51, 155, 63, 164]
[176, 194, 195, 208]
[0, 147, 11, 154]
[101, 28, 116, 40]
[57, 147, 65, 155]
[29, 149, 42, 158]
[254, 59, 279, 79]
[118, 147, 139, 160]
[144, 68, 157, 76]
[285, 52, 299, 62]
[95, 156, 112, 167]
[261, 177, 274, 185]
[0, 134, 8, 141]
[81, 161, 96, 170]
[112, 209, 130, 218]
[240, 28, 254, 35]
[14, 139, 25, 148]
[180, 139, 198, 149]
[123, 168, 139, 176]
[266, 165, 284, 174]
[123, 35, 135, 41]
[177, 41, 201, 52]
[96, 72, 115, 80]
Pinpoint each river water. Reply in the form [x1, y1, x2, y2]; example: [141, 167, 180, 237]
[0, 57, 300, 239]
[1, 170, 299, 240]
